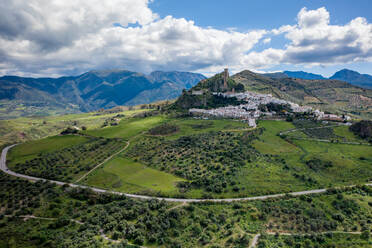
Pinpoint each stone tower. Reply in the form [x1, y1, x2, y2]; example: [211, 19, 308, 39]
[223, 68, 229, 89]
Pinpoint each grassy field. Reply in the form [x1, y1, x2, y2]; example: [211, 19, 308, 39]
[84, 116, 250, 140]
[83, 155, 184, 195]
[82, 117, 372, 198]
[5, 113, 372, 198]
[0, 108, 147, 147]
[7, 135, 89, 165]
[253, 120, 300, 155]
[7, 135, 126, 182]
[334, 125, 367, 142]
[158, 118, 249, 140]
[83, 115, 167, 140]
[292, 139, 372, 187]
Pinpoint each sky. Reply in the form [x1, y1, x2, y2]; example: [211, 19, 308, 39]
[0, 0, 371, 77]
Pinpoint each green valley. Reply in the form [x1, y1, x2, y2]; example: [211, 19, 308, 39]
[2, 69, 372, 247]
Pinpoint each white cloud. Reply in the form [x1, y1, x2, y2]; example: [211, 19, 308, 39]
[0, 0, 267, 76]
[253, 7, 372, 68]
[0, 3, 371, 76]
[263, 38, 271, 44]
[297, 7, 330, 28]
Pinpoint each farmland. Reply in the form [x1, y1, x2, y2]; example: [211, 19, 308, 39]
[0, 107, 148, 147]
[2, 111, 372, 247]
[1, 171, 372, 247]
[7, 135, 126, 181]
[6, 115, 372, 198]
[83, 156, 185, 195]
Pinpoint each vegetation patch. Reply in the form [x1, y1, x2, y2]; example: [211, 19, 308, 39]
[306, 158, 333, 171]
[258, 233, 372, 248]
[8, 136, 125, 182]
[189, 122, 213, 130]
[148, 123, 179, 136]
[350, 120, 372, 142]
[292, 119, 339, 139]
[2, 171, 372, 247]
[84, 156, 184, 195]
[84, 115, 166, 140]
[126, 129, 266, 196]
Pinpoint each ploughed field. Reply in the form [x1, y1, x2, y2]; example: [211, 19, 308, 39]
[7, 114, 372, 198]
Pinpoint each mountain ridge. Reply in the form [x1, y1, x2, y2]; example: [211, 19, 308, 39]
[0, 70, 206, 119]
[263, 69, 372, 89]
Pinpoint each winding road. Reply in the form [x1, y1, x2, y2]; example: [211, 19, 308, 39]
[2, 144, 372, 203]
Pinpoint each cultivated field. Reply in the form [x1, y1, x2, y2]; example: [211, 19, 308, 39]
[7, 115, 372, 199]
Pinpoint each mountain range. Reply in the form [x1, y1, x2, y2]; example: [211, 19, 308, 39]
[1, 67, 372, 120]
[0, 70, 206, 119]
[263, 69, 372, 89]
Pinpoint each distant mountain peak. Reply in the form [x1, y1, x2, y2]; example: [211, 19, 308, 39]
[330, 69, 372, 89]
[283, 71, 325, 80]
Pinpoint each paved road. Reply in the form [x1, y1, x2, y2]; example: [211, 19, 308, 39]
[2, 144, 372, 203]
[250, 234, 261, 248]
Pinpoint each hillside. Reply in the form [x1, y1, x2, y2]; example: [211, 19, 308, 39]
[284, 71, 326, 80]
[0, 70, 205, 119]
[232, 70, 372, 119]
[330, 69, 372, 89]
[264, 69, 372, 89]
[173, 71, 244, 110]
[262, 71, 325, 80]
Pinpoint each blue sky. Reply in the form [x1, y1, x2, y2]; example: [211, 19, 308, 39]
[151, 0, 371, 30]
[150, 0, 372, 77]
[0, 0, 371, 77]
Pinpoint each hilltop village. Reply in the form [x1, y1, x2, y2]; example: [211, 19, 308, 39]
[188, 69, 351, 128]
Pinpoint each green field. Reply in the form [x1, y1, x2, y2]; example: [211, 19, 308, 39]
[7, 135, 89, 165]
[5, 113, 372, 198]
[7, 135, 126, 182]
[83, 156, 185, 195]
[159, 118, 249, 140]
[83, 115, 166, 140]
[118, 118, 372, 198]
[0, 108, 147, 147]
[253, 120, 300, 155]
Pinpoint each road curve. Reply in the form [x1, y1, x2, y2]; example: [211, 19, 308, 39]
[1, 144, 371, 203]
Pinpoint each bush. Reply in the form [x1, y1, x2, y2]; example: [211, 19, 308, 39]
[60, 127, 78, 135]
[148, 124, 179, 136]
[361, 230, 370, 240]
[306, 158, 333, 171]
[350, 120, 372, 140]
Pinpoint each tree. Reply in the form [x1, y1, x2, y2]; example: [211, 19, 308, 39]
[361, 230, 370, 240]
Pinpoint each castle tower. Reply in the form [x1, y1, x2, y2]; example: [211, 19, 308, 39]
[223, 68, 229, 89]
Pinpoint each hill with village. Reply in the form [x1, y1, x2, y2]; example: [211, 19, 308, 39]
[233, 70, 372, 119]
[173, 69, 372, 121]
